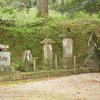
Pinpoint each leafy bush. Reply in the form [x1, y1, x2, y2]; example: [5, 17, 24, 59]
[14, 7, 43, 25]
[50, 0, 100, 15]
[0, 0, 6, 7]
[11, 1, 26, 9]
[49, 3, 68, 14]
[66, 11, 99, 19]
[1, 6, 14, 14]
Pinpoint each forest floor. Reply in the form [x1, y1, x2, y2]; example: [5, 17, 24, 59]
[0, 73, 100, 100]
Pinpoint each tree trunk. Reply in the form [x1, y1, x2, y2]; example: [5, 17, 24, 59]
[37, 0, 48, 17]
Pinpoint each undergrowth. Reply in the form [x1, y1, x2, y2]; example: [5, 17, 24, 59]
[0, 6, 99, 26]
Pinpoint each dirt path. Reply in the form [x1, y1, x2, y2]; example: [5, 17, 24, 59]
[0, 73, 100, 100]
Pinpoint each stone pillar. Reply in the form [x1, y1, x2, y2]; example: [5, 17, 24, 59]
[41, 36, 55, 66]
[63, 38, 73, 58]
[44, 44, 53, 60]
[58, 27, 75, 69]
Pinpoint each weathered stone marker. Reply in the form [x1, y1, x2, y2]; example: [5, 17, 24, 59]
[0, 52, 10, 66]
[58, 27, 75, 69]
[62, 38, 73, 57]
[0, 44, 15, 74]
[40, 35, 55, 66]
[22, 50, 33, 72]
[0, 44, 10, 66]
[83, 32, 100, 67]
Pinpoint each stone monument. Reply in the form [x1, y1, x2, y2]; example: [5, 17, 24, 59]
[40, 35, 55, 66]
[58, 27, 75, 69]
[22, 50, 33, 71]
[83, 32, 100, 67]
[0, 44, 15, 74]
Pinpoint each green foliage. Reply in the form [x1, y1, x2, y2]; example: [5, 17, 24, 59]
[1, 6, 14, 14]
[1, 18, 100, 70]
[0, 7, 43, 24]
[66, 0, 100, 14]
[22, 0, 36, 8]
[85, 0, 100, 14]
[66, 11, 99, 19]
[49, 3, 67, 14]
[3, 0, 36, 8]
[0, 6, 100, 70]
[11, 1, 26, 9]
[14, 7, 41, 25]
[50, 0, 100, 15]
[0, 5, 99, 24]
[0, 0, 6, 7]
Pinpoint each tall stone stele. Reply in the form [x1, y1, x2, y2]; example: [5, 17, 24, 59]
[40, 36, 55, 66]
[58, 27, 75, 69]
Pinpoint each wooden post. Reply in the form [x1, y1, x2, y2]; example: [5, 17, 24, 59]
[74, 56, 76, 69]
[34, 58, 36, 72]
[32, 57, 37, 72]
[55, 55, 58, 70]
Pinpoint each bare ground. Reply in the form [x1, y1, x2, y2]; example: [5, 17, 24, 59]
[0, 73, 100, 100]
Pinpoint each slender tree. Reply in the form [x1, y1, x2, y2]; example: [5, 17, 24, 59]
[37, 0, 48, 17]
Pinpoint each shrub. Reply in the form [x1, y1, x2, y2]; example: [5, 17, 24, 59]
[0, 0, 6, 7]
[11, 1, 26, 9]
[1, 6, 14, 14]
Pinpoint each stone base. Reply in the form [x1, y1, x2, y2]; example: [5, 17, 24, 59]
[83, 55, 100, 67]
[42, 59, 54, 67]
[21, 60, 33, 72]
[60, 57, 74, 69]
[0, 66, 15, 74]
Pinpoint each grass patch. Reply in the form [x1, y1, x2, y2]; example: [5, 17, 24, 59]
[0, 76, 57, 86]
